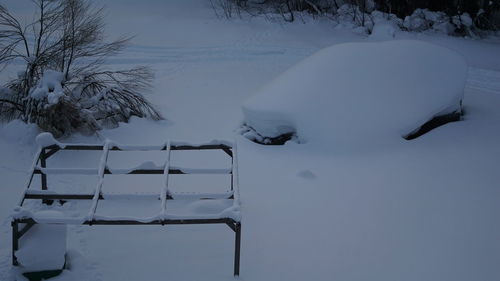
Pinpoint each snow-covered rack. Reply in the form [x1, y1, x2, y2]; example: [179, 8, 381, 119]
[11, 134, 241, 276]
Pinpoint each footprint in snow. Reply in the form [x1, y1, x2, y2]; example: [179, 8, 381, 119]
[297, 170, 316, 180]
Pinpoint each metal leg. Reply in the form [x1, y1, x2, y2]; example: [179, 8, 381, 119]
[12, 222, 19, 266]
[40, 149, 53, 205]
[234, 222, 241, 276]
[41, 149, 47, 191]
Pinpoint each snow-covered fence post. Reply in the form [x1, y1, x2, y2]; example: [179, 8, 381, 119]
[160, 141, 172, 223]
[86, 140, 111, 223]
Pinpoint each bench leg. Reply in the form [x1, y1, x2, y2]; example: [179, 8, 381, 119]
[12, 222, 19, 266]
[40, 149, 53, 205]
[234, 222, 241, 276]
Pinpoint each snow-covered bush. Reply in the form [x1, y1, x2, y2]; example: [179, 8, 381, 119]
[211, 0, 374, 22]
[210, 1, 498, 36]
[475, 7, 500, 30]
[374, 0, 500, 31]
[334, 4, 372, 31]
[0, 0, 162, 137]
[402, 9, 476, 36]
[452, 13, 475, 36]
[241, 40, 467, 146]
[368, 10, 402, 38]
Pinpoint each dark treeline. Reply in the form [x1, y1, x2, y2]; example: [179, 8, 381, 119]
[375, 0, 500, 29]
[212, 0, 500, 30]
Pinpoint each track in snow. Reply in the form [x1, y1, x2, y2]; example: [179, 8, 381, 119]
[467, 67, 500, 94]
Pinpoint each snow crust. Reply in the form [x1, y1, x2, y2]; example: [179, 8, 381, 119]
[243, 40, 467, 145]
[108, 161, 163, 174]
[35, 132, 63, 148]
[15, 221, 66, 272]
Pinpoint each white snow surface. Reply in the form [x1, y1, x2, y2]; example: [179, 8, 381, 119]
[35, 132, 63, 148]
[370, 21, 398, 39]
[243, 40, 467, 145]
[29, 70, 65, 105]
[1, 0, 500, 280]
[15, 223, 67, 272]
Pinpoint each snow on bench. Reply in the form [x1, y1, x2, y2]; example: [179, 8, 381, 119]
[11, 133, 242, 276]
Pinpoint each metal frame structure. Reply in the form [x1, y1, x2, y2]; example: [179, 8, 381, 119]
[12, 139, 241, 276]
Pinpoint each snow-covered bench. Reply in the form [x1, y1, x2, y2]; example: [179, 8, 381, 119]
[11, 133, 241, 277]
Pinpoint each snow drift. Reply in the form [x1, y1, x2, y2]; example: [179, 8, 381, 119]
[15, 222, 67, 272]
[242, 40, 468, 145]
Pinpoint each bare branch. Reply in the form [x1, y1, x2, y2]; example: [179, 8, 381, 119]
[1, 0, 162, 136]
[0, 98, 24, 112]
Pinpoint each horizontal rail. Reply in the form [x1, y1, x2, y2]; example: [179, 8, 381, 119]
[14, 217, 238, 226]
[33, 167, 232, 175]
[24, 189, 234, 200]
[86, 218, 236, 225]
[170, 191, 234, 200]
[25, 194, 99, 200]
[43, 144, 232, 151]
[108, 167, 232, 175]
[33, 168, 97, 175]
[24, 191, 233, 201]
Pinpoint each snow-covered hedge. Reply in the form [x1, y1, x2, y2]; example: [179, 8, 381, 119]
[212, 1, 496, 36]
[241, 40, 467, 146]
[402, 9, 475, 36]
[334, 6, 478, 36]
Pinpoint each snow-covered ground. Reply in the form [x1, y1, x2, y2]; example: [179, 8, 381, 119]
[1, 0, 500, 280]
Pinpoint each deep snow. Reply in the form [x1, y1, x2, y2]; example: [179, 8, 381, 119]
[1, 0, 500, 281]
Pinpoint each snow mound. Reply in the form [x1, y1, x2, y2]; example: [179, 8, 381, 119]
[297, 170, 316, 180]
[0, 120, 39, 145]
[242, 40, 467, 146]
[36, 132, 62, 148]
[370, 22, 397, 39]
[15, 221, 67, 272]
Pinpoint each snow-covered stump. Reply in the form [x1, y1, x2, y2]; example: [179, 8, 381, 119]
[13, 221, 67, 279]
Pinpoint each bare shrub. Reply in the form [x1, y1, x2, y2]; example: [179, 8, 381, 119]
[0, 0, 162, 137]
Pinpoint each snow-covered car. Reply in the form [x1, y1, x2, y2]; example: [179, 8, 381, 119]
[241, 40, 468, 145]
